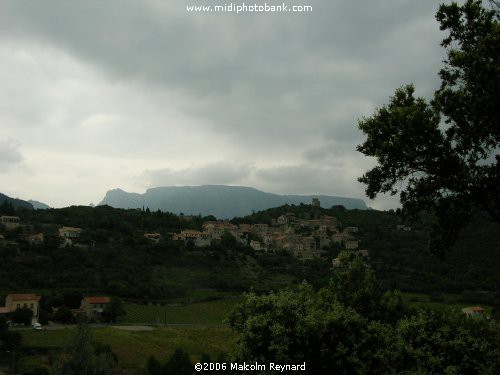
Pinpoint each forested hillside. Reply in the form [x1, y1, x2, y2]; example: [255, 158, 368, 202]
[238, 205, 500, 302]
[1, 203, 499, 305]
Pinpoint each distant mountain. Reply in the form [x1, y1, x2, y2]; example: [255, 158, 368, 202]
[28, 200, 51, 210]
[0, 193, 33, 210]
[99, 185, 367, 218]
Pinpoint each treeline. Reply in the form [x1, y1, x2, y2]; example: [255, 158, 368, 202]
[236, 204, 500, 301]
[227, 259, 500, 374]
[2, 203, 500, 304]
[0, 205, 332, 301]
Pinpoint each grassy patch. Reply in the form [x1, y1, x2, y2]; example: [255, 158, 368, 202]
[401, 292, 494, 314]
[119, 297, 243, 324]
[21, 326, 237, 372]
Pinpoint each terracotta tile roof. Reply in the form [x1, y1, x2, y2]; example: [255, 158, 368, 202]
[8, 294, 41, 301]
[85, 297, 111, 304]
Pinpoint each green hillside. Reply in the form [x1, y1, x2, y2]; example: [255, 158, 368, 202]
[1, 203, 499, 306]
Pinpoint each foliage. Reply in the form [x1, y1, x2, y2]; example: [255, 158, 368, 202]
[102, 298, 125, 323]
[0, 200, 16, 215]
[54, 305, 73, 324]
[52, 324, 117, 375]
[21, 326, 234, 372]
[3, 200, 500, 304]
[10, 306, 34, 325]
[147, 355, 163, 375]
[38, 309, 52, 325]
[228, 260, 500, 374]
[163, 348, 193, 375]
[357, 0, 500, 255]
[118, 298, 242, 324]
[145, 349, 193, 375]
[0, 316, 22, 350]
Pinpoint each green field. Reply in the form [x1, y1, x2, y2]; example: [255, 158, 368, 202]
[15, 298, 244, 374]
[401, 292, 494, 314]
[119, 297, 243, 324]
[20, 325, 236, 373]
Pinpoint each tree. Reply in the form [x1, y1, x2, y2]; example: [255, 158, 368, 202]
[163, 349, 193, 375]
[52, 324, 116, 375]
[102, 297, 125, 323]
[0, 317, 22, 351]
[10, 307, 34, 325]
[146, 355, 163, 375]
[54, 305, 73, 323]
[228, 261, 500, 374]
[357, 0, 499, 255]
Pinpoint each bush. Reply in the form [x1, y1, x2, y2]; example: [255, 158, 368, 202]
[10, 307, 33, 325]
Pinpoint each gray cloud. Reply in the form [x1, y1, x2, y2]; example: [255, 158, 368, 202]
[0, 1, 445, 209]
[141, 161, 254, 187]
[0, 140, 23, 172]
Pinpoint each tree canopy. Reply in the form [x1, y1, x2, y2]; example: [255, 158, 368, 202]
[357, 0, 500, 255]
[228, 259, 500, 374]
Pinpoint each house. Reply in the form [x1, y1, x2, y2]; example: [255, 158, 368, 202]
[3, 293, 41, 320]
[1, 216, 20, 230]
[0, 235, 18, 249]
[462, 306, 485, 317]
[317, 232, 331, 248]
[332, 233, 344, 244]
[277, 215, 289, 226]
[344, 226, 359, 234]
[251, 224, 268, 235]
[357, 249, 369, 258]
[396, 225, 412, 231]
[0, 307, 9, 318]
[302, 236, 316, 251]
[238, 224, 252, 233]
[194, 233, 212, 247]
[59, 226, 83, 247]
[179, 229, 203, 240]
[203, 223, 224, 239]
[144, 233, 162, 244]
[332, 258, 343, 268]
[29, 233, 44, 245]
[81, 296, 111, 320]
[59, 226, 83, 238]
[345, 240, 359, 250]
[250, 240, 264, 251]
[262, 234, 274, 246]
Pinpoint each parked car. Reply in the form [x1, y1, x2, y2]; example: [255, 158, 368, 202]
[32, 322, 42, 330]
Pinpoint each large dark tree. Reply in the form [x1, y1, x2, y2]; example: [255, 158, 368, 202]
[10, 307, 34, 325]
[357, 0, 499, 255]
[228, 259, 500, 374]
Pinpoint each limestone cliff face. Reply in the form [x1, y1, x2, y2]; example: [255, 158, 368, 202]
[99, 185, 367, 219]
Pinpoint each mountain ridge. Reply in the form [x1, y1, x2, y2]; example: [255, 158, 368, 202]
[0, 192, 33, 210]
[99, 185, 367, 218]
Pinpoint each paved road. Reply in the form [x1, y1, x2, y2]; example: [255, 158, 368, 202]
[12, 323, 228, 331]
[111, 325, 154, 331]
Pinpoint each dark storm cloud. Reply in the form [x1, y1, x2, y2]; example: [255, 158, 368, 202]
[0, 0, 445, 208]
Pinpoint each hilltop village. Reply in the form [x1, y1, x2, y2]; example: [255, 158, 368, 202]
[1, 199, 368, 266]
[150, 199, 368, 262]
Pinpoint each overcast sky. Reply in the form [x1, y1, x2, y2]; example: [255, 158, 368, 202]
[0, 0, 446, 209]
